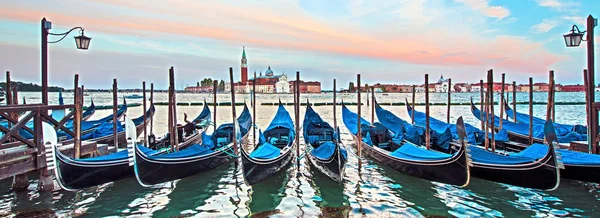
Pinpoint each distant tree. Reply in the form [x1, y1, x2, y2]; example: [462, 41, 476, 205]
[196, 82, 200, 87]
[381, 86, 387, 92]
[349, 82, 355, 92]
[200, 78, 213, 87]
[365, 84, 369, 92]
[219, 80, 225, 91]
[0, 81, 63, 92]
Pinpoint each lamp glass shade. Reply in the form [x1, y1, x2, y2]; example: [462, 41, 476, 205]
[563, 32, 583, 47]
[74, 35, 91, 50]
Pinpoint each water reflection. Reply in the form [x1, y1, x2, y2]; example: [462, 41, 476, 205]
[308, 161, 350, 217]
[246, 162, 290, 216]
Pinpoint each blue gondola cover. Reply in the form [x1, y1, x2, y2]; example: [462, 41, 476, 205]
[472, 104, 587, 143]
[250, 142, 281, 159]
[390, 143, 452, 161]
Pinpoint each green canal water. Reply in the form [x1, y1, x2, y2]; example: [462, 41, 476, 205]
[1, 92, 599, 217]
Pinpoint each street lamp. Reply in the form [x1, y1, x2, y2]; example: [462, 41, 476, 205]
[41, 17, 91, 106]
[563, 25, 585, 47]
[563, 15, 597, 153]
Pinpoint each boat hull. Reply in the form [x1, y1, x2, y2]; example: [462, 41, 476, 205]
[498, 130, 599, 183]
[307, 143, 347, 183]
[470, 145, 561, 190]
[53, 131, 201, 190]
[54, 149, 133, 191]
[133, 132, 241, 186]
[241, 142, 295, 186]
[353, 135, 471, 187]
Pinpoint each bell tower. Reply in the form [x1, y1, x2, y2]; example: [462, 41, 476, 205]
[241, 46, 248, 83]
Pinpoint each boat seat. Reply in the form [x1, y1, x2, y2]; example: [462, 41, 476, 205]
[378, 142, 390, 149]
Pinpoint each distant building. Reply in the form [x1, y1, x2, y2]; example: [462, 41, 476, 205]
[289, 80, 321, 93]
[184, 86, 213, 93]
[561, 84, 586, 92]
[454, 83, 471, 92]
[231, 47, 319, 93]
[434, 74, 450, 92]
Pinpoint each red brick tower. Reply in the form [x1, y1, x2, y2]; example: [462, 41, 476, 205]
[241, 46, 248, 83]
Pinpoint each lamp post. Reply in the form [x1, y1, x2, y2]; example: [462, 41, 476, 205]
[563, 15, 597, 153]
[41, 17, 91, 106]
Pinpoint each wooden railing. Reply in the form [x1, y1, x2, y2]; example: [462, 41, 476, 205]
[593, 102, 600, 154]
[0, 104, 79, 148]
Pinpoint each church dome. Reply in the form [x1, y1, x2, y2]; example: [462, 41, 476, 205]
[265, 65, 274, 76]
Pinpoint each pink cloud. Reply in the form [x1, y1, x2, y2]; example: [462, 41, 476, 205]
[0, 1, 565, 76]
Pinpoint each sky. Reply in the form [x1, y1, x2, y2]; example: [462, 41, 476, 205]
[0, 0, 598, 90]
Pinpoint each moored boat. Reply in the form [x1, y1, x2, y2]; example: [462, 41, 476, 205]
[472, 101, 600, 184]
[130, 104, 252, 186]
[303, 103, 347, 182]
[241, 103, 296, 185]
[341, 102, 471, 187]
[406, 103, 562, 190]
[47, 103, 202, 191]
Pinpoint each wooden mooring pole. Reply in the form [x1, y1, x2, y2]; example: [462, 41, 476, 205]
[112, 79, 118, 151]
[227, 67, 238, 155]
[333, 79, 337, 134]
[357, 74, 362, 168]
[295, 71, 300, 161]
[229, 67, 237, 155]
[529, 77, 533, 145]
[371, 86, 375, 124]
[213, 80, 218, 134]
[425, 74, 430, 150]
[411, 85, 415, 124]
[74, 74, 81, 158]
[7, 71, 28, 191]
[499, 73, 505, 130]
[170, 67, 179, 151]
[150, 83, 154, 136]
[484, 89, 489, 150]
[488, 69, 495, 152]
[546, 71, 555, 121]
[253, 71, 256, 148]
[480, 80, 484, 131]
[447, 78, 451, 123]
[143, 81, 147, 146]
[512, 81, 517, 123]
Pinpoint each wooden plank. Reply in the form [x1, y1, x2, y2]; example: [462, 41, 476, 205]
[0, 146, 37, 166]
[0, 157, 36, 181]
[58, 141, 98, 158]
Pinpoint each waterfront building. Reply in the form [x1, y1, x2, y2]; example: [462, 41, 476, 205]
[289, 80, 321, 93]
[434, 74, 450, 93]
[562, 84, 586, 92]
[231, 47, 320, 93]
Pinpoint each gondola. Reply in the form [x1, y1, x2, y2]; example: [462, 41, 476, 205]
[60, 102, 133, 146]
[241, 103, 296, 185]
[341, 102, 471, 187]
[47, 103, 204, 191]
[82, 99, 96, 121]
[303, 102, 347, 182]
[130, 104, 252, 186]
[470, 100, 587, 145]
[504, 103, 587, 135]
[0, 100, 126, 142]
[472, 101, 600, 183]
[405, 102, 561, 190]
[55, 97, 127, 141]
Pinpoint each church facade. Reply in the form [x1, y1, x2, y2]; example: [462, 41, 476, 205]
[233, 47, 318, 94]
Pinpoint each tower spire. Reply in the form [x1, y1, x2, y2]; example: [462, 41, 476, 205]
[242, 46, 246, 59]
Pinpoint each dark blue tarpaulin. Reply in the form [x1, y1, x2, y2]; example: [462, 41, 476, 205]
[471, 104, 586, 143]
